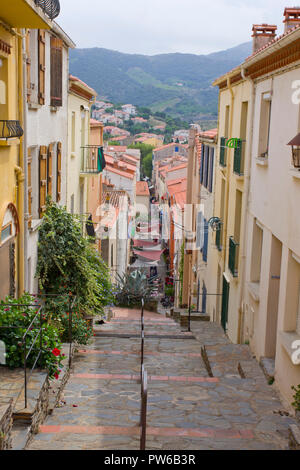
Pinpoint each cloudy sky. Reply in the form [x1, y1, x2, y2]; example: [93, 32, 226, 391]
[59, 0, 290, 55]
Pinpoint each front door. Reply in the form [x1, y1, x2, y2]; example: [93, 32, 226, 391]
[221, 275, 230, 331]
[0, 241, 15, 300]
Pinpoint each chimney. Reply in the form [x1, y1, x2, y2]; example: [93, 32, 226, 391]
[252, 24, 277, 53]
[283, 7, 300, 32]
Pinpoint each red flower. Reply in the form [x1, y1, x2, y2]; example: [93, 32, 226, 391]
[52, 348, 61, 357]
[54, 372, 59, 380]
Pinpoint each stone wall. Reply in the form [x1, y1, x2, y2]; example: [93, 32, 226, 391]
[0, 401, 13, 450]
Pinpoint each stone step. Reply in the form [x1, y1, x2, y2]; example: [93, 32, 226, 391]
[10, 421, 30, 451]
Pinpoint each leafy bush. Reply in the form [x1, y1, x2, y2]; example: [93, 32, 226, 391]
[0, 294, 63, 379]
[165, 285, 175, 297]
[292, 384, 300, 411]
[36, 199, 113, 318]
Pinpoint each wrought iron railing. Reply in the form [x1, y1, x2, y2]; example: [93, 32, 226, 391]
[0, 304, 43, 409]
[81, 146, 103, 174]
[229, 236, 239, 277]
[233, 139, 244, 175]
[34, 0, 60, 20]
[0, 120, 23, 139]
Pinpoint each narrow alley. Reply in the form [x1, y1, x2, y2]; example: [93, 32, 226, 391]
[28, 308, 296, 451]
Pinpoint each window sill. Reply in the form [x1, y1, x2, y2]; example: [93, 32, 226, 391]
[248, 281, 260, 302]
[233, 171, 244, 181]
[28, 102, 41, 111]
[70, 152, 76, 159]
[50, 106, 58, 113]
[256, 156, 269, 167]
[29, 219, 42, 232]
[279, 331, 300, 366]
[290, 168, 300, 180]
[0, 138, 20, 146]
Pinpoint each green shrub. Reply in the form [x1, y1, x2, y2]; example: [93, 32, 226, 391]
[292, 384, 300, 411]
[36, 199, 113, 317]
[0, 294, 63, 379]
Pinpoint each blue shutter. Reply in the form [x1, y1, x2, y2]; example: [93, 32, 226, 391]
[202, 282, 207, 313]
[203, 219, 208, 262]
[200, 145, 205, 183]
[209, 148, 214, 193]
[204, 146, 210, 188]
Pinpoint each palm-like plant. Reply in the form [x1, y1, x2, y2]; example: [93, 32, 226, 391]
[115, 270, 156, 306]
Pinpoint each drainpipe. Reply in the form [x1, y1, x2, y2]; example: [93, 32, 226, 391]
[237, 66, 255, 344]
[16, 30, 25, 296]
[22, 29, 29, 293]
[223, 76, 235, 277]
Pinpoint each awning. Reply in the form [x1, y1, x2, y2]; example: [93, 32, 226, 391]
[133, 249, 164, 261]
[133, 240, 160, 248]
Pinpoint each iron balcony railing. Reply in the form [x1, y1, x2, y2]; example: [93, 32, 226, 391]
[34, 0, 60, 20]
[233, 139, 244, 175]
[219, 137, 227, 167]
[0, 120, 23, 139]
[229, 236, 239, 277]
[81, 146, 103, 175]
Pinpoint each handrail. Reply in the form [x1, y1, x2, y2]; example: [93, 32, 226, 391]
[0, 303, 43, 409]
[139, 298, 148, 450]
[140, 365, 148, 451]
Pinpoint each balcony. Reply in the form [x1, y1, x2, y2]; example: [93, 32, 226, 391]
[233, 139, 244, 176]
[0, 121, 23, 139]
[80, 146, 104, 175]
[228, 236, 239, 277]
[219, 137, 227, 167]
[34, 0, 60, 19]
[0, 1, 54, 28]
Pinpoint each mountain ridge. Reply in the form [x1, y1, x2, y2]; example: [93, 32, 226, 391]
[69, 41, 252, 121]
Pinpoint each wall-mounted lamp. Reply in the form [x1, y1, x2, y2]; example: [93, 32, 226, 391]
[287, 133, 300, 169]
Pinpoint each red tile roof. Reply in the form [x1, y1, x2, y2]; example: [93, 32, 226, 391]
[136, 181, 150, 196]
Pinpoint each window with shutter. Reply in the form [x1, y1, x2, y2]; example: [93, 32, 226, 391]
[39, 146, 47, 217]
[200, 145, 205, 184]
[204, 146, 210, 188]
[47, 143, 54, 197]
[50, 37, 63, 107]
[56, 142, 62, 202]
[28, 148, 32, 228]
[203, 219, 209, 263]
[196, 212, 204, 250]
[38, 30, 46, 105]
[209, 148, 214, 193]
[26, 30, 31, 103]
[202, 282, 207, 313]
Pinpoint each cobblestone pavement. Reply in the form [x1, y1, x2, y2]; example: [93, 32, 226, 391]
[28, 308, 297, 450]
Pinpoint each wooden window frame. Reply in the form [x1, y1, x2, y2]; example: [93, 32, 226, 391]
[38, 30, 46, 106]
[50, 36, 63, 107]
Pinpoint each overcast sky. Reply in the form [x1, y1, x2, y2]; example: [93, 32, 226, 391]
[59, 0, 290, 55]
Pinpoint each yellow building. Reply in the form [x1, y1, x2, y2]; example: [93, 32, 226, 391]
[67, 75, 97, 220]
[212, 67, 253, 343]
[0, 1, 52, 299]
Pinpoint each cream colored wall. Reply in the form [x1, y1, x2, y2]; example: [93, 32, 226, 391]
[243, 67, 300, 406]
[212, 79, 252, 342]
[67, 92, 90, 216]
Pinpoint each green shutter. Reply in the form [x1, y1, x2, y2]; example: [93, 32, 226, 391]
[221, 276, 230, 331]
[220, 137, 227, 167]
[233, 139, 243, 175]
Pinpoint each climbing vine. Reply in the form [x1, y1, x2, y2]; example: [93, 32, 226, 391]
[36, 199, 113, 318]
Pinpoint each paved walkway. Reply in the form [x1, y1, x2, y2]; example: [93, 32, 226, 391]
[28, 308, 296, 450]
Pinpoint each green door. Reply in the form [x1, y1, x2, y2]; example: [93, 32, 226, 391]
[221, 275, 230, 331]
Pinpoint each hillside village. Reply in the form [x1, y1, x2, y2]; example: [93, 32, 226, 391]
[0, 1, 300, 453]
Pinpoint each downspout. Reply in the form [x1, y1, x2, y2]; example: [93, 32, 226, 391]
[22, 29, 29, 293]
[15, 30, 25, 296]
[237, 66, 255, 344]
[223, 76, 235, 277]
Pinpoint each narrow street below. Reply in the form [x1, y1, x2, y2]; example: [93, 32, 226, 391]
[28, 308, 296, 451]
